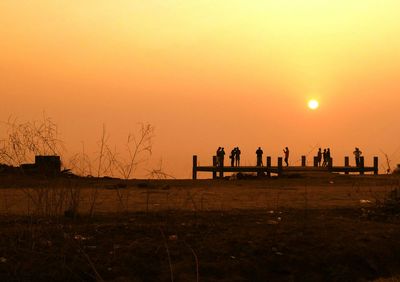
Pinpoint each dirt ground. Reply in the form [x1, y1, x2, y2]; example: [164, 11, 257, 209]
[0, 174, 400, 281]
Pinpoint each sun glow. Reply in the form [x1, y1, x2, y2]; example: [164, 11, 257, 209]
[308, 99, 319, 110]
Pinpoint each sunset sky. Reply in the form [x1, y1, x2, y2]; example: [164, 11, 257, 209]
[1, 1, 400, 177]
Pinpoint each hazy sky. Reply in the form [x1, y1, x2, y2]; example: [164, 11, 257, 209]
[1, 1, 400, 177]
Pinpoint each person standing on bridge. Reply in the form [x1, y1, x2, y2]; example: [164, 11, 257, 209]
[353, 147, 362, 167]
[317, 148, 322, 167]
[235, 147, 241, 166]
[283, 147, 290, 166]
[219, 147, 225, 167]
[256, 147, 263, 166]
[216, 147, 221, 166]
[322, 149, 327, 167]
[230, 148, 236, 167]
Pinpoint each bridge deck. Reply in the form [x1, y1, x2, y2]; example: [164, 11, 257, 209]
[196, 166, 375, 173]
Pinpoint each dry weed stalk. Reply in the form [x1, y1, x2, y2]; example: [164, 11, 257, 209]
[159, 227, 174, 282]
[380, 150, 392, 174]
[109, 123, 155, 180]
[68, 143, 93, 177]
[88, 125, 109, 217]
[183, 241, 200, 282]
[146, 159, 176, 180]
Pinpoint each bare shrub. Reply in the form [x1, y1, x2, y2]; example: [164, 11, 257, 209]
[0, 115, 64, 166]
[21, 180, 81, 217]
[67, 143, 93, 177]
[66, 123, 155, 215]
[107, 123, 155, 180]
[0, 116, 157, 217]
[0, 115, 77, 218]
[68, 123, 154, 180]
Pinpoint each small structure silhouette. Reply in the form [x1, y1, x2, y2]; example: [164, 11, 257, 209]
[0, 155, 62, 176]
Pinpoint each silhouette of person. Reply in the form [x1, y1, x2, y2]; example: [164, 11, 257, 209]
[235, 147, 241, 167]
[327, 148, 331, 166]
[317, 148, 322, 167]
[230, 148, 236, 167]
[256, 147, 263, 166]
[353, 147, 362, 167]
[216, 147, 221, 166]
[283, 147, 289, 166]
[322, 149, 328, 166]
[219, 147, 225, 167]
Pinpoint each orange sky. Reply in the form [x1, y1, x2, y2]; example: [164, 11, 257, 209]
[1, 1, 400, 177]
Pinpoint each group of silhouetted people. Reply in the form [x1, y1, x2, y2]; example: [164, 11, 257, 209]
[216, 147, 241, 167]
[255, 146, 290, 167]
[216, 146, 290, 167]
[229, 147, 241, 167]
[316, 148, 332, 167]
[216, 146, 364, 168]
[315, 147, 363, 167]
[255, 147, 290, 166]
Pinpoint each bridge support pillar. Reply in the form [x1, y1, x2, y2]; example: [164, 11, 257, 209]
[192, 155, 197, 180]
[278, 157, 283, 176]
[212, 156, 217, 179]
[344, 156, 349, 175]
[301, 156, 306, 167]
[360, 156, 365, 175]
[266, 156, 271, 177]
[374, 156, 379, 175]
[313, 156, 318, 167]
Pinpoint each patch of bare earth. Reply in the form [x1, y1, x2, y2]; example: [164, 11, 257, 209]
[0, 208, 399, 281]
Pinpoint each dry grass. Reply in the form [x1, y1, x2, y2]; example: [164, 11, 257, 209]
[0, 174, 398, 216]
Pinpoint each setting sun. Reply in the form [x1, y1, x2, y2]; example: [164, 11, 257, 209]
[308, 99, 319, 110]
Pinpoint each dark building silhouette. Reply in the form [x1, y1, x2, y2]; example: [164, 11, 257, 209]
[19, 155, 61, 175]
